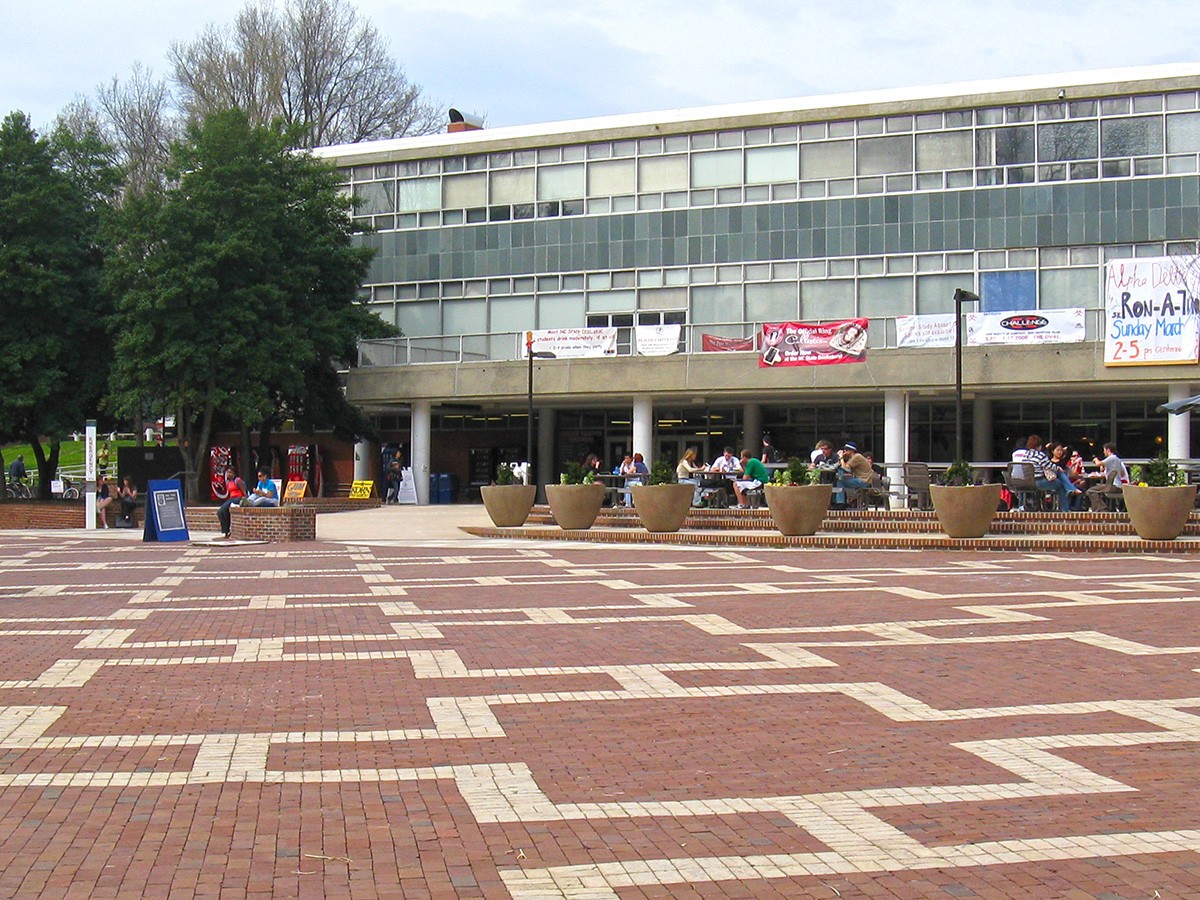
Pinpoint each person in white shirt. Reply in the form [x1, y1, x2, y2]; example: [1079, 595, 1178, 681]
[1086, 442, 1130, 512]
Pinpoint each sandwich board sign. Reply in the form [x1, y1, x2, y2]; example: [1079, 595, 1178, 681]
[143, 479, 190, 543]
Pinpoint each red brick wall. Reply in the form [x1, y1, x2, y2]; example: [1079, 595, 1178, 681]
[230, 506, 317, 541]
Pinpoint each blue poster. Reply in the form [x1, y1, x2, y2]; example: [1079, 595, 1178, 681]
[143, 479, 190, 543]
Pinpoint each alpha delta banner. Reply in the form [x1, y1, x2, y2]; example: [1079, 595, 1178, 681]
[521, 328, 618, 359]
[1104, 255, 1200, 365]
[759, 319, 868, 367]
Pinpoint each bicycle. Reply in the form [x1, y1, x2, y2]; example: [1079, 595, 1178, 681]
[60, 475, 81, 501]
[5, 477, 32, 500]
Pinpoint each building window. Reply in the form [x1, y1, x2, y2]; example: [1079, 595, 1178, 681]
[979, 270, 1036, 312]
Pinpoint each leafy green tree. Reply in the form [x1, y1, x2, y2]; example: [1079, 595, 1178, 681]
[0, 112, 119, 496]
[105, 108, 390, 501]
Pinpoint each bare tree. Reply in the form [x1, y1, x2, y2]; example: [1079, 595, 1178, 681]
[95, 63, 180, 196]
[171, 0, 440, 149]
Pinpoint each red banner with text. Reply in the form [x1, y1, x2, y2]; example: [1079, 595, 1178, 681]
[759, 319, 869, 367]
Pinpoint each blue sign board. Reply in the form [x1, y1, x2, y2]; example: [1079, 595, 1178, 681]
[143, 479, 190, 543]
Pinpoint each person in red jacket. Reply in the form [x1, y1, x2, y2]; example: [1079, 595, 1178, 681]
[216, 468, 247, 538]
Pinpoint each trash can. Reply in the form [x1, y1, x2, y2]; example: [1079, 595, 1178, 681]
[428, 473, 442, 504]
[438, 473, 456, 504]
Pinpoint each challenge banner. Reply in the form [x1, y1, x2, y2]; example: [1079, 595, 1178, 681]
[967, 308, 1085, 345]
[521, 327, 617, 359]
[1104, 255, 1200, 365]
[759, 319, 868, 367]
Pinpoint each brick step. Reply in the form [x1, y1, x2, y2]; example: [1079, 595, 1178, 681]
[526, 505, 1199, 536]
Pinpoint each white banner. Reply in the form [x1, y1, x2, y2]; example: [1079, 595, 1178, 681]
[1104, 255, 1200, 365]
[521, 328, 617, 359]
[634, 324, 681, 356]
[896, 314, 955, 348]
[966, 308, 1085, 345]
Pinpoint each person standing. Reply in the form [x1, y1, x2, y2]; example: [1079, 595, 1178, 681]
[1087, 443, 1131, 512]
[216, 468, 247, 538]
[97, 442, 111, 477]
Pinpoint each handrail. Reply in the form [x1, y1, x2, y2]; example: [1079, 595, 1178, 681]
[358, 309, 1110, 368]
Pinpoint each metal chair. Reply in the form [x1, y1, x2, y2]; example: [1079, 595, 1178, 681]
[1004, 463, 1042, 511]
[902, 462, 932, 510]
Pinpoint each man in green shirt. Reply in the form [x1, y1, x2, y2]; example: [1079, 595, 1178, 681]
[733, 449, 769, 508]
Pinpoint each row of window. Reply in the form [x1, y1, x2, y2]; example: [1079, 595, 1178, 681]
[349, 112, 1200, 219]
[345, 91, 1200, 182]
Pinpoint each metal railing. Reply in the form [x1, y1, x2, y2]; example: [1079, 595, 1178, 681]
[358, 309, 1110, 368]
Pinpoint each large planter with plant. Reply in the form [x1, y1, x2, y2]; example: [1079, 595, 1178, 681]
[481, 463, 537, 527]
[1123, 456, 1197, 540]
[930, 460, 1002, 538]
[630, 460, 694, 533]
[545, 462, 607, 530]
[764, 458, 833, 536]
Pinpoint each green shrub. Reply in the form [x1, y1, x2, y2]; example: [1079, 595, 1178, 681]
[647, 459, 676, 486]
[770, 456, 820, 485]
[939, 459, 974, 486]
[1131, 453, 1183, 487]
[559, 462, 596, 485]
[495, 463, 513, 485]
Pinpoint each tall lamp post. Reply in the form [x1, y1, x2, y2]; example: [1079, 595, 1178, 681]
[525, 331, 556, 486]
[953, 288, 980, 462]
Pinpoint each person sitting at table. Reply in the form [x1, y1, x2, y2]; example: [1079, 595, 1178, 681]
[676, 448, 706, 504]
[1023, 435, 1080, 512]
[834, 442, 873, 506]
[1087, 442, 1130, 512]
[708, 446, 742, 505]
[614, 455, 633, 476]
[810, 440, 835, 466]
[583, 453, 603, 477]
[733, 450, 769, 508]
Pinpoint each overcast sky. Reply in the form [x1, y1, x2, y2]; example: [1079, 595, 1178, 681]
[4, 0, 1200, 133]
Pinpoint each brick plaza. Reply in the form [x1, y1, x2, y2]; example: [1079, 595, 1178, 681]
[3, 530, 1200, 897]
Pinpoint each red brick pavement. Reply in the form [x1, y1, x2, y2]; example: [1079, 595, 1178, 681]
[3, 535, 1200, 896]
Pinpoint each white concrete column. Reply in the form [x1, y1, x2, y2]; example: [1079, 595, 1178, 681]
[537, 407, 556, 502]
[411, 400, 432, 505]
[742, 403, 762, 457]
[353, 440, 373, 481]
[883, 391, 907, 502]
[633, 397, 654, 463]
[972, 397, 993, 463]
[1168, 383, 1192, 460]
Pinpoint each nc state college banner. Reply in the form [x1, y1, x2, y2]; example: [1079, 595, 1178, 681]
[1103, 255, 1200, 365]
[520, 327, 617, 359]
[759, 319, 868, 367]
[634, 324, 681, 356]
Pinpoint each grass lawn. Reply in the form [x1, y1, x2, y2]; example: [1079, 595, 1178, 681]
[2, 440, 145, 476]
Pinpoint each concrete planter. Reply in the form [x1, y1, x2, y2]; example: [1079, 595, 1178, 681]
[1122, 483, 1197, 540]
[930, 484, 1003, 538]
[630, 483, 695, 533]
[544, 482, 607, 530]
[480, 484, 537, 527]
[764, 483, 832, 536]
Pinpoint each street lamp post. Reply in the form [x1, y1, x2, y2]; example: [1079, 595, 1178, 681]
[953, 288, 980, 462]
[525, 331, 556, 487]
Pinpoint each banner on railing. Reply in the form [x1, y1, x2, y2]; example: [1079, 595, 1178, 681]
[967, 308, 1085, 345]
[759, 319, 868, 367]
[1104, 255, 1200, 365]
[521, 327, 617, 359]
[896, 314, 955, 348]
[701, 334, 755, 352]
[634, 324, 681, 356]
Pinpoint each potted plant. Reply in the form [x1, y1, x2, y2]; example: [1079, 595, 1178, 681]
[544, 461, 607, 530]
[929, 459, 1003, 538]
[630, 460, 695, 533]
[1123, 454, 1197, 540]
[480, 462, 537, 528]
[763, 457, 832, 536]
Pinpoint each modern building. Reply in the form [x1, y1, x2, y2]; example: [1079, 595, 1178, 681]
[314, 64, 1200, 503]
